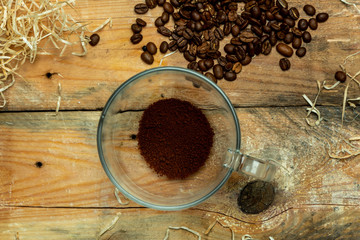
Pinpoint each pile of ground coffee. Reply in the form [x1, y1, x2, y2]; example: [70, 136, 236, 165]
[137, 98, 214, 179]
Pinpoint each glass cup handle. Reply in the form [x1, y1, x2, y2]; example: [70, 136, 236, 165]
[224, 149, 277, 182]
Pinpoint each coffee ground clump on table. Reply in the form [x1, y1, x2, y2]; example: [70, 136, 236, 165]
[137, 98, 214, 179]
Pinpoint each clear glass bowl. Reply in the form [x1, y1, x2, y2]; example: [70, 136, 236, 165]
[97, 66, 241, 210]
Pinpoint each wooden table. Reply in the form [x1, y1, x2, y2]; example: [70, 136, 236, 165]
[1, 0, 360, 239]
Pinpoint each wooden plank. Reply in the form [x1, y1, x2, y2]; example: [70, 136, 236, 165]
[1, 0, 360, 111]
[0, 108, 359, 228]
[0, 206, 359, 239]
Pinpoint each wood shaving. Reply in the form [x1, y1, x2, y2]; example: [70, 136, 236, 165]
[0, 0, 111, 108]
[241, 234, 275, 240]
[55, 82, 61, 114]
[159, 50, 178, 67]
[340, 0, 360, 13]
[303, 93, 323, 126]
[163, 226, 201, 240]
[114, 188, 129, 205]
[327, 138, 360, 159]
[204, 220, 234, 240]
[349, 136, 360, 141]
[97, 214, 121, 240]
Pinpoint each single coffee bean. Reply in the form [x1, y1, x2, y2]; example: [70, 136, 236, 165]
[177, 37, 188, 48]
[235, 46, 246, 61]
[303, 4, 316, 16]
[214, 27, 225, 40]
[224, 44, 235, 54]
[284, 17, 295, 27]
[160, 41, 168, 53]
[191, 10, 201, 21]
[288, 7, 299, 20]
[205, 72, 217, 84]
[223, 22, 232, 36]
[240, 55, 252, 66]
[224, 71, 237, 81]
[183, 28, 194, 40]
[302, 31, 312, 43]
[316, 13, 329, 23]
[226, 54, 238, 63]
[161, 12, 170, 23]
[136, 18, 147, 27]
[292, 37, 302, 49]
[145, 0, 157, 9]
[141, 51, 154, 64]
[187, 61, 198, 70]
[232, 62, 242, 74]
[280, 23, 290, 33]
[247, 42, 255, 57]
[198, 59, 208, 71]
[224, 62, 233, 71]
[265, 11, 275, 20]
[263, 25, 272, 34]
[276, 31, 286, 40]
[276, 43, 293, 57]
[157, 26, 172, 37]
[169, 40, 178, 51]
[146, 42, 157, 55]
[335, 71, 347, 82]
[228, 10, 238, 22]
[178, 45, 187, 53]
[204, 58, 214, 69]
[183, 51, 196, 62]
[130, 33, 143, 44]
[213, 64, 224, 79]
[269, 33, 277, 46]
[251, 25, 263, 37]
[284, 32, 294, 44]
[270, 23, 281, 31]
[217, 10, 228, 23]
[231, 25, 240, 37]
[292, 27, 303, 37]
[134, 3, 148, 14]
[194, 21, 203, 32]
[251, 6, 261, 19]
[296, 47, 306, 57]
[239, 31, 256, 43]
[170, 0, 180, 8]
[298, 19, 308, 31]
[274, 12, 284, 22]
[309, 18, 318, 30]
[276, 0, 288, 9]
[217, 56, 227, 67]
[157, 0, 165, 6]
[172, 12, 181, 21]
[262, 40, 272, 55]
[163, 2, 174, 13]
[155, 17, 164, 27]
[279, 58, 290, 71]
[89, 33, 100, 46]
[280, 7, 289, 17]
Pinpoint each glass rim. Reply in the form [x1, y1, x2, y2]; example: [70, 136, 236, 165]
[97, 66, 241, 210]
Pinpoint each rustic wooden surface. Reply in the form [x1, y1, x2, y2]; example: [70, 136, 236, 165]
[1, 0, 360, 239]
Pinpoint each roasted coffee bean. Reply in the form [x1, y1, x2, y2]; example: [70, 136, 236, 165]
[135, 3, 149, 14]
[195, 21, 203, 32]
[309, 18, 318, 30]
[303, 4, 316, 16]
[177, 37, 188, 48]
[276, 43, 293, 57]
[170, 0, 180, 8]
[198, 59, 208, 71]
[276, 31, 286, 40]
[260, 13, 267, 25]
[249, 17, 262, 27]
[213, 64, 224, 79]
[269, 33, 277, 46]
[193, 35, 202, 46]
[288, 7, 299, 20]
[189, 43, 197, 56]
[89, 33, 100, 46]
[204, 58, 214, 69]
[224, 71, 237, 81]
[260, 35, 269, 43]
[298, 19, 308, 31]
[224, 62, 233, 71]
[263, 25, 272, 34]
[163, 2, 174, 13]
[172, 12, 181, 21]
[302, 31, 312, 43]
[207, 50, 221, 59]
[179, 45, 188, 53]
[171, 32, 180, 41]
[284, 17, 295, 27]
[146, 0, 157, 9]
[187, 61, 198, 70]
[146, 42, 157, 55]
[239, 31, 256, 43]
[284, 32, 294, 44]
[335, 71, 347, 82]
[292, 27, 302, 37]
[296, 47, 306, 57]
[251, 25, 263, 37]
[210, 38, 219, 50]
[230, 37, 242, 46]
[169, 40, 178, 51]
[228, 10, 238, 22]
[217, 56, 227, 67]
[228, 24, 237, 37]
[214, 27, 225, 40]
[160, 41, 169, 53]
[157, 0, 165, 6]
[232, 62, 242, 74]
[217, 10, 228, 23]
[250, 6, 261, 19]
[182, 28, 194, 40]
[253, 40, 262, 55]
[262, 40, 272, 55]
[247, 42, 255, 57]
[236, 17, 249, 30]
[241, 55, 252, 66]
[141, 51, 154, 64]
[205, 72, 217, 84]
[274, 12, 284, 22]
[280, 23, 290, 33]
[226, 54, 238, 63]
[316, 13, 329, 23]
[292, 37, 302, 49]
[155, 17, 164, 27]
[198, 53, 207, 59]
[197, 42, 210, 54]
[223, 22, 232, 36]
[270, 23, 281, 31]
[130, 33, 143, 44]
[161, 12, 170, 23]
[224, 44, 235, 54]
[279, 58, 290, 71]
[136, 18, 147, 27]
[157, 26, 172, 37]
[235, 46, 246, 61]
[276, 0, 288, 9]
[191, 10, 201, 21]
[265, 11, 275, 20]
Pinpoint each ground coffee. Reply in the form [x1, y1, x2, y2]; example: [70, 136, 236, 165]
[138, 98, 214, 179]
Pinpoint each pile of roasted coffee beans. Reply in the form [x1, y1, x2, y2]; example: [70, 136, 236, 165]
[130, 0, 330, 82]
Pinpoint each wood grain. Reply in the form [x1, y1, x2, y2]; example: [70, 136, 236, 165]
[0, 108, 359, 239]
[1, 0, 359, 111]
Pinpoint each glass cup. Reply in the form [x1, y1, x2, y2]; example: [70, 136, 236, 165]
[97, 67, 276, 210]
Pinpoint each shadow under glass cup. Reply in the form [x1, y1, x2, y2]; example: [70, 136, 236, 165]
[97, 67, 276, 211]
